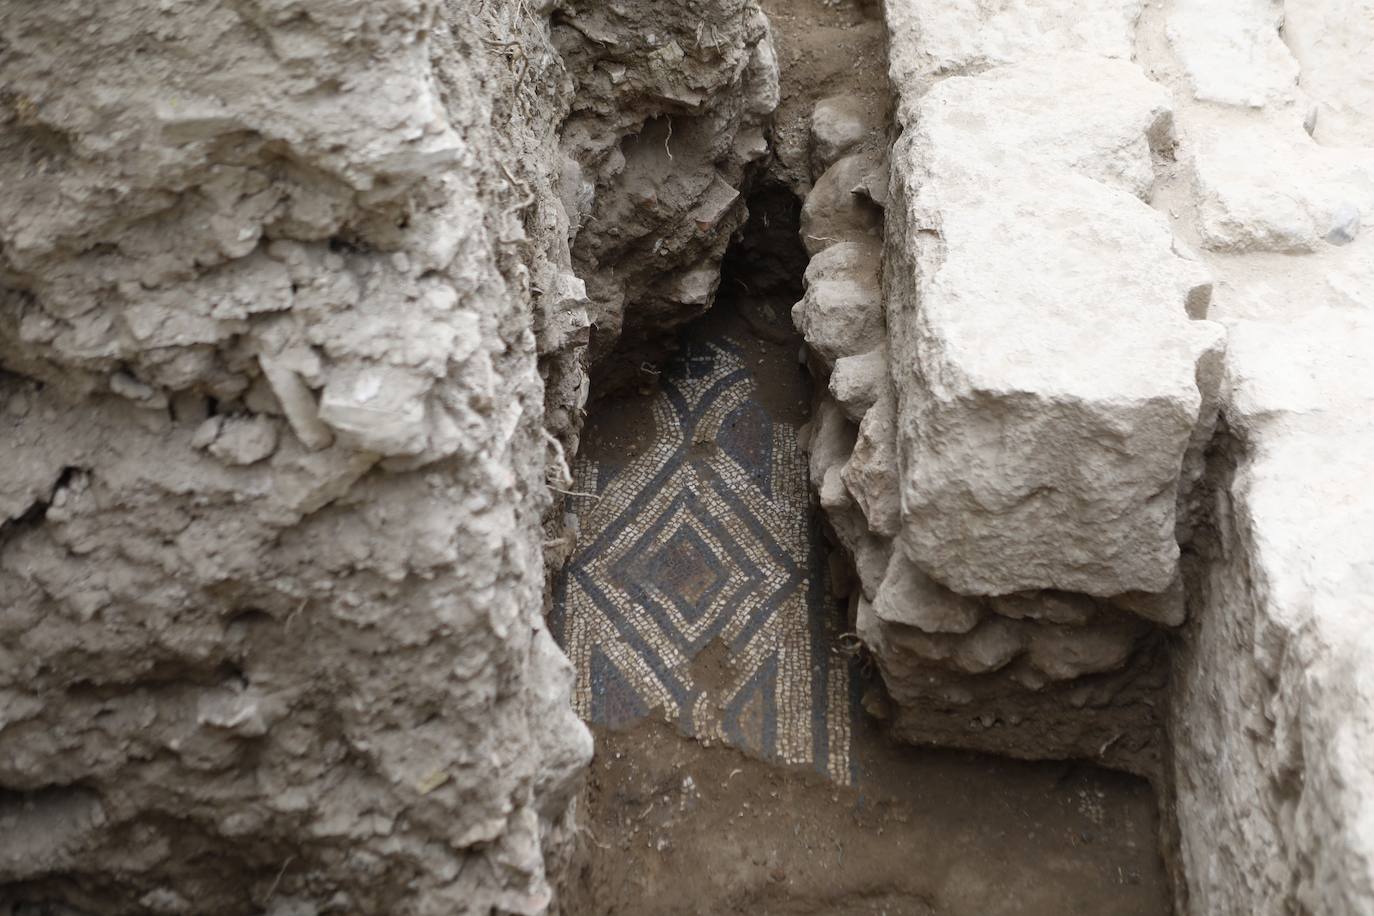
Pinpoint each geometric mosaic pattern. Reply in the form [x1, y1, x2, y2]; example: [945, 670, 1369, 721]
[552, 335, 856, 782]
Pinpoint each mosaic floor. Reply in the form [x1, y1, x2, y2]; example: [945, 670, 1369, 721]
[552, 332, 857, 782]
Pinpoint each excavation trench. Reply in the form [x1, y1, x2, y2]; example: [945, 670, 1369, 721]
[1, 0, 1367, 912]
[552, 176, 1172, 912]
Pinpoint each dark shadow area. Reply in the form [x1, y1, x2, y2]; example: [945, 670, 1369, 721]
[718, 177, 811, 307]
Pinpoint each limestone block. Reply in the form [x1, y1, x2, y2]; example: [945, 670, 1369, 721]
[949, 617, 1029, 675]
[853, 534, 894, 602]
[1284, 0, 1374, 147]
[889, 161, 1224, 597]
[1167, 0, 1299, 108]
[1108, 576, 1186, 627]
[201, 415, 281, 467]
[824, 501, 871, 560]
[874, 613, 1029, 677]
[879, 49, 1228, 597]
[794, 279, 885, 366]
[819, 465, 853, 510]
[990, 591, 1100, 627]
[1027, 615, 1144, 681]
[792, 241, 885, 368]
[873, 551, 984, 635]
[884, 0, 1143, 121]
[318, 367, 431, 457]
[802, 236, 883, 287]
[806, 398, 857, 492]
[829, 346, 887, 423]
[1191, 122, 1374, 253]
[271, 444, 381, 518]
[799, 151, 885, 256]
[914, 55, 1174, 199]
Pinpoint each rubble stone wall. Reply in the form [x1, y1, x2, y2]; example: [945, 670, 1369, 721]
[800, 0, 1207, 776]
[545, 0, 776, 440]
[0, 0, 774, 913]
[0, 2, 591, 912]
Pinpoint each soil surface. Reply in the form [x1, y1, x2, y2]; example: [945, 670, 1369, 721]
[565, 717, 1168, 916]
[579, 295, 811, 458]
[761, 0, 890, 194]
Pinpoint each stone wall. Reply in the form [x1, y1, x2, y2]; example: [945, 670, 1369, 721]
[0, 2, 593, 913]
[6, 0, 1373, 911]
[544, 0, 776, 441]
[802, 0, 1374, 910]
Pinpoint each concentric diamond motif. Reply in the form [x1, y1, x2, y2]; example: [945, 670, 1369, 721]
[551, 335, 855, 782]
[620, 505, 736, 636]
[646, 526, 724, 618]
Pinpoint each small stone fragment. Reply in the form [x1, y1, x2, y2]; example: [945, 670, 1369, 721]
[1328, 204, 1361, 246]
[191, 416, 224, 451]
[318, 367, 430, 457]
[990, 591, 1100, 627]
[207, 415, 280, 466]
[259, 356, 334, 451]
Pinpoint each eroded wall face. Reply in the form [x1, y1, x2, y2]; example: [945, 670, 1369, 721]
[549, 0, 777, 411]
[0, 2, 592, 913]
[1148, 0, 1374, 911]
[538, 0, 778, 559]
[799, 0, 1203, 778]
[0, 0, 780, 910]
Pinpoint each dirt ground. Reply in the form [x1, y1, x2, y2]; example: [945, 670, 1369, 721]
[761, 0, 890, 194]
[564, 717, 1168, 916]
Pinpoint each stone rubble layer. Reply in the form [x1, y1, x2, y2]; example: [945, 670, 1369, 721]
[0, 0, 776, 913]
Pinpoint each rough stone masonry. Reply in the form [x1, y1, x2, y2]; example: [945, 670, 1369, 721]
[0, 0, 774, 913]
